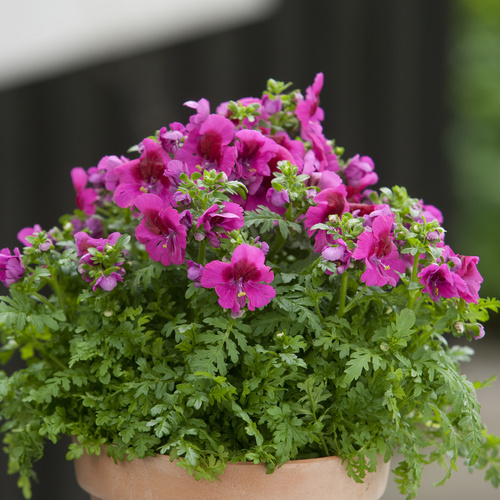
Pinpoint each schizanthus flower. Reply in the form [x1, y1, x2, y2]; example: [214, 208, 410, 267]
[200, 244, 275, 317]
[75, 232, 125, 292]
[0, 247, 25, 286]
[134, 193, 187, 266]
[352, 215, 405, 287]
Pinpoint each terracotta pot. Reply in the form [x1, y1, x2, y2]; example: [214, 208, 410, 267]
[74, 449, 391, 500]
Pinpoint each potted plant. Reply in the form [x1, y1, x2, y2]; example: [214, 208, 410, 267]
[1, 74, 499, 500]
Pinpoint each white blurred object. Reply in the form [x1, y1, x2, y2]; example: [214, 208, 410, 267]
[0, 0, 281, 90]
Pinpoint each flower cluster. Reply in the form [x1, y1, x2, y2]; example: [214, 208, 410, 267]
[1, 74, 486, 324]
[1, 74, 499, 500]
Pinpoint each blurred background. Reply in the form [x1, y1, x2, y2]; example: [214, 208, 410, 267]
[0, 0, 499, 498]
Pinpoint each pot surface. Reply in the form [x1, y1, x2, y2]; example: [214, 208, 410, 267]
[74, 451, 391, 500]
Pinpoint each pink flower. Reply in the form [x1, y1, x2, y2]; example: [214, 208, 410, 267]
[455, 255, 482, 303]
[296, 73, 325, 130]
[353, 215, 405, 287]
[187, 260, 204, 288]
[134, 193, 187, 266]
[196, 202, 244, 248]
[185, 98, 211, 132]
[74, 231, 121, 257]
[113, 138, 173, 208]
[304, 184, 349, 252]
[17, 224, 43, 246]
[176, 114, 236, 176]
[266, 187, 290, 208]
[322, 239, 351, 275]
[201, 244, 276, 316]
[234, 129, 279, 194]
[159, 123, 186, 154]
[71, 167, 98, 216]
[97, 155, 129, 192]
[418, 263, 470, 302]
[75, 232, 125, 292]
[0, 247, 25, 286]
[344, 155, 378, 202]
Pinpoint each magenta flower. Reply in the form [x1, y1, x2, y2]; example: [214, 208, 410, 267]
[266, 187, 290, 208]
[418, 263, 470, 302]
[196, 202, 244, 248]
[71, 167, 98, 216]
[159, 122, 186, 154]
[184, 98, 211, 132]
[296, 73, 325, 131]
[175, 114, 236, 175]
[187, 260, 204, 288]
[234, 129, 279, 194]
[0, 247, 25, 286]
[75, 231, 125, 292]
[97, 155, 129, 192]
[261, 94, 282, 115]
[17, 224, 42, 246]
[134, 193, 187, 266]
[344, 155, 378, 202]
[304, 184, 349, 252]
[455, 255, 482, 303]
[353, 215, 405, 287]
[200, 244, 276, 316]
[322, 239, 352, 275]
[113, 138, 173, 208]
[74, 231, 121, 256]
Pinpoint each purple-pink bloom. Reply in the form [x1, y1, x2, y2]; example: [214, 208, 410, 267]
[0, 247, 25, 286]
[261, 94, 282, 115]
[185, 98, 211, 132]
[159, 123, 186, 154]
[344, 155, 378, 202]
[187, 260, 204, 288]
[196, 202, 244, 248]
[200, 244, 275, 316]
[134, 193, 187, 266]
[74, 231, 121, 257]
[234, 129, 279, 194]
[75, 230, 125, 292]
[304, 184, 349, 252]
[455, 255, 483, 304]
[352, 215, 405, 287]
[322, 239, 351, 275]
[418, 263, 469, 302]
[17, 224, 42, 246]
[97, 155, 129, 192]
[266, 187, 290, 208]
[296, 73, 325, 130]
[71, 167, 98, 216]
[113, 138, 173, 208]
[175, 114, 236, 176]
[469, 323, 485, 340]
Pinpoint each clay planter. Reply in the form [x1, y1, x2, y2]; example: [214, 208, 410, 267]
[74, 450, 391, 500]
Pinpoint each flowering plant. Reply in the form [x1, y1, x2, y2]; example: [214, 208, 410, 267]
[1, 74, 499, 499]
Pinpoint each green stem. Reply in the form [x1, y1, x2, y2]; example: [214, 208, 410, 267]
[407, 251, 422, 310]
[337, 272, 349, 318]
[198, 239, 207, 265]
[315, 302, 324, 324]
[43, 255, 65, 310]
[21, 334, 67, 371]
[342, 285, 368, 316]
[267, 232, 285, 261]
[32, 292, 55, 311]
